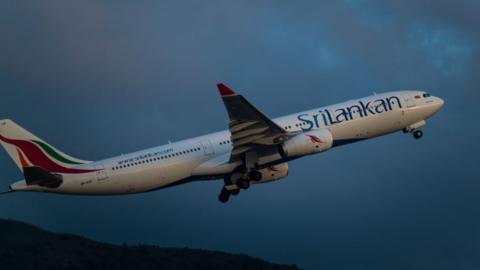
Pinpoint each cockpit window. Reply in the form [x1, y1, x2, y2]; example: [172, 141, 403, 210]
[423, 93, 431, 98]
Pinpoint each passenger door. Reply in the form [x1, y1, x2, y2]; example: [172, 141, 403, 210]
[95, 164, 109, 182]
[200, 140, 215, 156]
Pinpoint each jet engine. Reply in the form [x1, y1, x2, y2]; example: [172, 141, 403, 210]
[253, 162, 289, 184]
[281, 128, 333, 158]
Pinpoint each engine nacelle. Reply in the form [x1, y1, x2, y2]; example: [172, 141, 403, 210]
[253, 163, 289, 184]
[281, 128, 333, 158]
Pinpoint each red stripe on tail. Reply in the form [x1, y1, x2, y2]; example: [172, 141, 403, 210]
[0, 135, 97, 174]
[17, 148, 29, 168]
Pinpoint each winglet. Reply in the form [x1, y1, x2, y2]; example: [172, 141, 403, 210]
[217, 83, 236, 96]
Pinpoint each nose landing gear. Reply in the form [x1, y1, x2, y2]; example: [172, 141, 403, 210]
[403, 127, 424, 140]
[412, 130, 423, 139]
[403, 120, 426, 140]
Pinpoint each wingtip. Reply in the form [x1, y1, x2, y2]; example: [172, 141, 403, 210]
[217, 83, 236, 96]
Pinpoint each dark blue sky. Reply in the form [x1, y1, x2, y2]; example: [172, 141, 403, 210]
[1, 1, 479, 269]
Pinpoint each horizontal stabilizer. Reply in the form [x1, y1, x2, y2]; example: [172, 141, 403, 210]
[23, 166, 63, 188]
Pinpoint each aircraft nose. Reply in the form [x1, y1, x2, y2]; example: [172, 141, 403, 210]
[434, 96, 445, 111]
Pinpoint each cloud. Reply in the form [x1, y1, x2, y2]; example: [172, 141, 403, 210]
[407, 24, 473, 76]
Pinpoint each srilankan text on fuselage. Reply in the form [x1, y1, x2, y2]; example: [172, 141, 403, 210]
[297, 95, 403, 131]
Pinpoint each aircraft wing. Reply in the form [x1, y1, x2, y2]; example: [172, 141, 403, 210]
[217, 84, 292, 160]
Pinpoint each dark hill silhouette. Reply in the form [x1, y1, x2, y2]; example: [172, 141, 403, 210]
[0, 219, 301, 270]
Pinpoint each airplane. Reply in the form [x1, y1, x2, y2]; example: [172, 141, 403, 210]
[0, 84, 444, 202]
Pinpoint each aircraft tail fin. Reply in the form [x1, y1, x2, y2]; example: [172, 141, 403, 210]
[0, 119, 90, 173]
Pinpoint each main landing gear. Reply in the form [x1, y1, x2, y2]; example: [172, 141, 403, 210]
[218, 187, 231, 203]
[218, 179, 250, 203]
[236, 178, 250, 190]
[218, 185, 245, 203]
[218, 169, 262, 203]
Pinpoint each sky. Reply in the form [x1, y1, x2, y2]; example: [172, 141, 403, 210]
[1, 1, 479, 269]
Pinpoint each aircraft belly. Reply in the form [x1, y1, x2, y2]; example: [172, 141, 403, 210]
[330, 110, 403, 141]
[401, 105, 436, 126]
[157, 161, 196, 187]
[191, 153, 241, 176]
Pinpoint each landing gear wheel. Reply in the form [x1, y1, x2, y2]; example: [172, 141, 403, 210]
[250, 170, 262, 181]
[231, 189, 240, 196]
[413, 130, 423, 139]
[237, 179, 250, 190]
[218, 188, 230, 203]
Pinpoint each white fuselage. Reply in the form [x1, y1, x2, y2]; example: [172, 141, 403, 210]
[11, 91, 444, 194]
